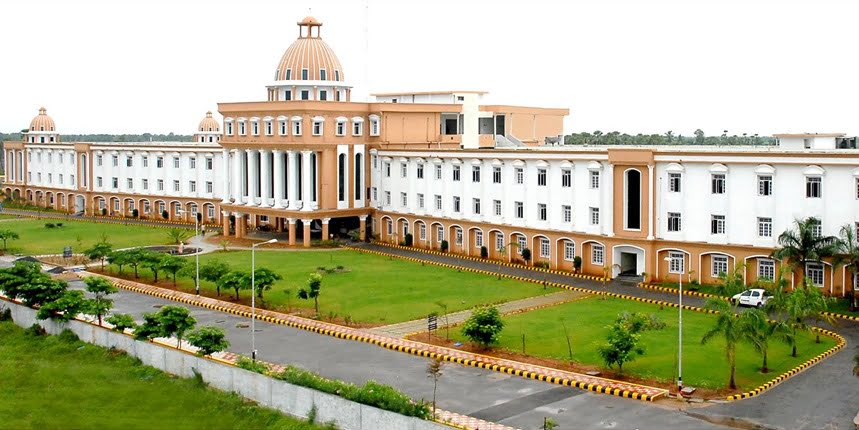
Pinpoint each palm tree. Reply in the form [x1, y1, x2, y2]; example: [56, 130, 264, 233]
[802, 280, 837, 343]
[835, 224, 859, 311]
[701, 298, 744, 389]
[772, 217, 838, 283]
[714, 264, 746, 298]
[740, 308, 792, 373]
[166, 228, 192, 254]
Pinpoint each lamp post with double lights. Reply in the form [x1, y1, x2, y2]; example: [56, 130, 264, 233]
[177, 209, 200, 296]
[664, 254, 684, 393]
[251, 238, 278, 361]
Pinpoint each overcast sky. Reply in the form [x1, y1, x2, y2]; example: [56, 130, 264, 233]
[2, 0, 858, 137]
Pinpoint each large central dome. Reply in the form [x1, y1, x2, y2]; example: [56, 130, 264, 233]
[274, 16, 344, 82]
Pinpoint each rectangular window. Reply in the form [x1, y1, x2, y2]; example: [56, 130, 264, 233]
[112, 155, 118, 167]
[142, 179, 149, 190]
[417, 193, 424, 208]
[807, 262, 824, 287]
[386, 219, 393, 235]
[206, 158, 213, 170]
[96, 176, 103, 187]
[207, 206, 215, 219]
[189, 157, 196, 169]
[385, 191, 391, 205]
[371, 187, 377, 201]
[417, 164, 424, 179]
[592, 244, 604, 265]
[318, 90, 327, 101]
[472, 166, 481, 183]
[517, 235, 527, 254]
[437, 225, 444, 242]
[590, 171, 600, 189]
[562, 205, 571, 223]
[538, 203, 547, 221]
[590, 207, 600, 225]
[493, 167, 501, 184]
[806, 177, 822, 198]
[265, 121, 273, 135]
[455, 229, 463, 246]
[496, 233, 504, 251]
[112, 177, 118, 189]
[312, 121, 323, 136]
[435, 194, 442, 210]
[515, 167, 524, 184]
[669, 173, 681, 192]
[419, 223, 426, 240]
[280, 121, 288, 135]
[173, 180, 180, 192]
[285, 69, 291, 80]
[758, 259, 775, 280]
[515, 201, 524, 219]
[453, 196, 461, 213]
[239, 121, 246, 135]
[494, 200, 502, 216]
[226, 122, 234, 135]
[668, 212, 682, 232]
[142, 156, 149, 168]
[711, 215, 726, 235]
[712, 255, 728, 277]
[97, 155, 103, 166]
[758, 175, 772, 196]
[811, 219, 822, 239]
[435, 164, 442, 180]
[561, 169, 571, 188]
[453, 165, 461, 181]
[711, 174, 726, 194]
[540, 238, 550, 258]
[157, 179, 164, 191]
[48, 173, 52, 184]
[126, 178, 133, 189]
[352, 122, 362, 136]
[475, 231, 484, 248]
[189, 181, 197, 193]
[284, 91, 292, 101]
[384, 162, 390, 177]
[301, 69, 308, 80]
[564, 241, 575, 261]
[301, 90, 309, 100]
[401, 163, 408, 178]
[126, 156, 133, 167]
[758, 217, 772, 237]
[473, 198, 481, 215]
[856, 178, 859, 199]
[401, 192, 407, 207]
[668, 252, 685, 273]
[537, 168, 547, 186]
[156, 157, 163, 168]
[293, 120, 302, 135]
[173, 157, 180, 169]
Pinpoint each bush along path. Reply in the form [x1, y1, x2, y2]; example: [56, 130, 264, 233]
[84, 270, 669, 402]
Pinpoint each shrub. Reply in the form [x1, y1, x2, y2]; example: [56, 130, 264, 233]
[440, 240, 449, 253]
[131, 209, 139, 218]
[521, 248, 531, 263]
[187, 326, 230, 357]
[535, 261, 550, 269]
[0, 307, 10, 321]
[236, 356, 269, 374]
[56, 222, 63, 227]
[461, 305, 504, 349]
[45, 223, 56, 228]
[106, 313, 137, 332]
[573, 256, 582, 273]
[480, 246, 488, 259]
[404, 233, 413, 246]
[100, 208, 107, 216]
[58, 328, 80, 343]
[162, 210, 169, 220]
[24, 323, 46, 337]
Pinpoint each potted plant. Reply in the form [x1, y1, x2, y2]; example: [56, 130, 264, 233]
[573, 256, 582, 273]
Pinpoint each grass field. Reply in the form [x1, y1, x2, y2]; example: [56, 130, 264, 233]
[0, 321, 322, 430]
[0, 218, 190, 255]
[105, 249, 551, 325]
[449, 296, 836, 390]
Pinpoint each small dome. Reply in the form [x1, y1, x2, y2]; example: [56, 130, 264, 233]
[274, 17, 344, 82]
[29, 107, 56, 133]
[198, 111, 220, 132]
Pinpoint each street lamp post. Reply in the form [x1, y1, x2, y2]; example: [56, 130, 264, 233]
[178, 209, 201, 296]
[664, 255, 683, 393]
[251, 238, 278, 361]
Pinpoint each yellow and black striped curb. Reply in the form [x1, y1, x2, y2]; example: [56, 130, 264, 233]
[371, 241, 608, 283]
[821, 310, 859, 322]
[3, 210, 219, 229]
[725, 328, 846, 401]
[84, 272, 666, 402]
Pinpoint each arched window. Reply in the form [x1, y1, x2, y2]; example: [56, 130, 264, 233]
[337, 153, 346, 202]
[625, 169, 642, 230]
[354, 153, 363, 200]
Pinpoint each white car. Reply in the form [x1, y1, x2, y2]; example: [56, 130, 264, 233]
[732, 289, 772, 308]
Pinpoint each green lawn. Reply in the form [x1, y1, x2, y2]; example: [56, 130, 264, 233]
[107, 249, 551, 325]
[450, 296, 836, 390]
[0, 218, 190, 255]
[0, 321, 321, 430]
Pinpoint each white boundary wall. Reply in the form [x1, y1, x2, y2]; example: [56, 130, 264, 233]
[3, 300, 448, 430]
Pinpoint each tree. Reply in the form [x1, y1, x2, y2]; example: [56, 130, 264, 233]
[134, 312, 163, 341]
[106, 313, 136, 332]
[772, 217, 838, 281]
[461, 305, 504, 349]
[298, 273, 323, 316]
[701, 298, 744, 389]
[0, 261, 48, 301]
[0, 229, 20, 250]
[167, 228, 192, 254]
[14, 275, 67, 308]
[125, 248, 148, 278]
[142, 252, 167, 283]
[107, 250, 131, 275]
[37, 290, 87, 322]
[521, 248, 531, 264]
[84, 241, 113, 271]
[740, 308, 792, 373]
[155, 305, 196, 348]
[694, 129, 705, 144]
[426, 358, 443, 417]
[83, 276, 117, 326]
[159, 255, 188, 287]
[835, 224, 859, 311]
[802, 281, 837, 343]
[253, 267, 283, 300]
[188, 326, 230, 356]
[221, 270, 249, 301]
[200, 260, 231, 296]
[597, 321, 643, 374]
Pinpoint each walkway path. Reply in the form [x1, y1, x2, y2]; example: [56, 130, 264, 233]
[369, 290, 589, 338]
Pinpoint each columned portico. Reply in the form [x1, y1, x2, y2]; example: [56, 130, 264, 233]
[321, 217, 330, 240]
[301, 150, 313, 211]
[221, 210, 230, 237]
[221, 149, 231, 203]
[359, 215, 367, 241]
[273, 149, 284, 209]
[287, 218, 297, 245]
[260, 149, 272, 207]
[301, 218, 312, 247]
[287, 150, 299, 209]
[234, 212, 246, 238]
[246, 149, 259, 206]
[231, 149, 242, 203]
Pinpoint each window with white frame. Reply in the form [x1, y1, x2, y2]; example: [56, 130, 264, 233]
[226, 121, 233, 135]
[806, 176, 821, 198]
[758, 175, 772, 196]
[417, 193, 424, 208]
[452, 165, 461, 181]
[538, 203, 547, 221]
[158, 202, 165, 214]
[47, 173, 52, 184]
[435, 194, 442, 210]
[126, 156, 133, 167]
[711, 174, 726, 194]
[537, 168, 547, 186]
[589, 171, 600, 189]
[561, 169, 571, 188]
[292, 118, 302, 135]
[239, 121, 246, 135]
[472, 166, 481, 182]
[383, 162, 392, 177]
[564, 241, 575, 261]
[385, 191, 391, 205]
[668, 212, 681, 232]
[515, 201, 524, 219]
[353, 121, 363, 136]
[301, 90, 310, 100]
[143, 201, 151, 214]
[112, 177, 118, 189]
[97, 155, 103, 166]
[279, 120, 288, 135]
[592, 244, 604, 265]
[69, 175, 74, 186]
[806, 262, 824, 287]
[400, 162, 408, 178]
[205, 157, 213, 170]
[758, 217, 772, 237]
[419, 223, 426, 240]
[540, 238, 550, 258]
[416, 164, 424, 179]
[494, 200, 502, 216]
[493, 167, 501, 184]
[157, 179, 164, 191]
[475, 231, 484, 248]
[400, 192, 407, 207]
[810, 219, 822, 239]
[126, 178, 133, 189]
[712, 255, 729, 277]
[142, 179, 149, 190]
[173, 157, 180, 168]
[173, 180, 180, 192]
[113, 200, 119, 211]
[312, 119, 323, 136]
[112, 155, 118, 167]
[495, 233, 504, 251]
[265, 120, 273, 135]
[189, 157, 196, 169]
[207, 205, 215, 219]
[515, 167, 524, 184]
[436, 225, 444, 242]
[369, 116, 380, 136]
[96, 176, 103, 187]
[371, 187, 377, 201]
[434, 164, 442, 180]
[590, 207, 600, 225]
[455, 228, 463, 245]
[517, 235, 527, 254]
[156, 156, 164, 168]
[453, 196, 461, 212]
[668, 252, 684, 273]
[711, 214, 726, 234]
[386, 219, 393, 235]
[251, 120, 258, 136]
[473, 198, 481, 215]
[856, 178, 859, 199]
[758, 259, 775, 280]
[669, 173, 681, 192]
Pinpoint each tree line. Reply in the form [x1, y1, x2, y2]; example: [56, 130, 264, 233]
[564, 130, 777, 146]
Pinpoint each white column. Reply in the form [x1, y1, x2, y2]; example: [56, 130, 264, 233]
[647, 164, 655, 240]
[260, 149, 272, 207]
[221, 149, 231, 203]
[245, 149, 258, 206]
[272, 150, 284, 209]
[287, 150, 299, 209]
[230, 150, 241, 203]
[604, 162, 614, 237]
[301, 150, 313, 211]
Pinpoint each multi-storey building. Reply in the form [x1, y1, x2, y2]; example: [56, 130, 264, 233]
[4, 16, 858, 296]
